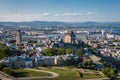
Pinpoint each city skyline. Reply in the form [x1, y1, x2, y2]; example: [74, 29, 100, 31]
[0, 0, 120, 22]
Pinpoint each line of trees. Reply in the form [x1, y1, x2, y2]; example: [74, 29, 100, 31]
[42, 48, 74, 56]
[42, 48, 85, 57]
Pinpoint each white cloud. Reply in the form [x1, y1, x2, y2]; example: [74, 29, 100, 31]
[63, 13, 77, 16]
[54, 13, 82, 17]
[42, 13, 50, 16]
[0, 12, 98, 22]
[54, 14, 60, 17]
[0, 13, 51, 21]
[63, 13, 83, 16]
[86, 12, 97, 15]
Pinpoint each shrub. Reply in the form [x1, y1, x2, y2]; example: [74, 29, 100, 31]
[0, 63, 7, 71]
[2, 67, 11, 74]
[41, 64, 47, 67]
[2, 67, 16, 76]
[9, 69, 16, 76]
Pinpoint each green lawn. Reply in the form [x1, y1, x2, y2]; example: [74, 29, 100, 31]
[10, 67, 106, 80]
[32, 67, 105, 80]
[13, 69, 52, 78]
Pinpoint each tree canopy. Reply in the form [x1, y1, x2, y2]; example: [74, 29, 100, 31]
[76, 50, 83, 57]
[0, 45, 10, 59]
[42, 48, 74, 56]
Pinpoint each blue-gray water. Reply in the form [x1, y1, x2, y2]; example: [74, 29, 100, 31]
[23, 28, 120, 40]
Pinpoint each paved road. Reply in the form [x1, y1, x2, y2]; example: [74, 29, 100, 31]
[15, 68, 59, 80]
[0, 74, 12, 80]
[0, 71, 13, 80]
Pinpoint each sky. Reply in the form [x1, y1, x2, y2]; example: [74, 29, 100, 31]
[0, 0, 120, 22]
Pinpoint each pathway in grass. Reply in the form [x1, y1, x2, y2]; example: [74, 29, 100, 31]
[14, 68, 59, 80]
[14, 69, 52, 78]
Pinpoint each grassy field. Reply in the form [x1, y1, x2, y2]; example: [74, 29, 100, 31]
[13, 69, 52, 78]
[32, 67, 105, 80]
[10, 67, 106, 80]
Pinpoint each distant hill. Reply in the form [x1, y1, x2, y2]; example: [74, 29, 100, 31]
[0, 21, 66, 28]
[0, 21, 120, 28]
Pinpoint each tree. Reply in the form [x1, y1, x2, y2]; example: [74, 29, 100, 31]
[2, 67, 15, 76]
[58, 57, 65, 65]
[57, 48, 65, 55]
[0, 45, 10, 59]
[65, 48, 73, 54]
[82, 61, 95, 69]
[102, 67, 118, 79]
[2, 67, 11, 74]
[9, 69, 16, 76]
[66, 58, 75, 66]
[0, 63, 7, 71]
[42, 48, 54, 56]
[102, 62, 111, 67]
[76, 50, 83, 57]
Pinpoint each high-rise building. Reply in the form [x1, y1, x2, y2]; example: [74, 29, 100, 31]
[16, 30, 22, 45]
[64, 30, 76, 44]
[101, 30, 105, 37]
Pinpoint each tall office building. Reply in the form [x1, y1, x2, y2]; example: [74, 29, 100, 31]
[64, 30, 76, 44]
[101, 30, 105, 37]
[16, 30, 22, 45]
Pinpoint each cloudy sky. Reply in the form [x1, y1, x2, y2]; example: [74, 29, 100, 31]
[0, 0, 120, 22]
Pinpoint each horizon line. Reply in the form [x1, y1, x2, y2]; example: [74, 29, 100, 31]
[0, 20, 120, 23]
